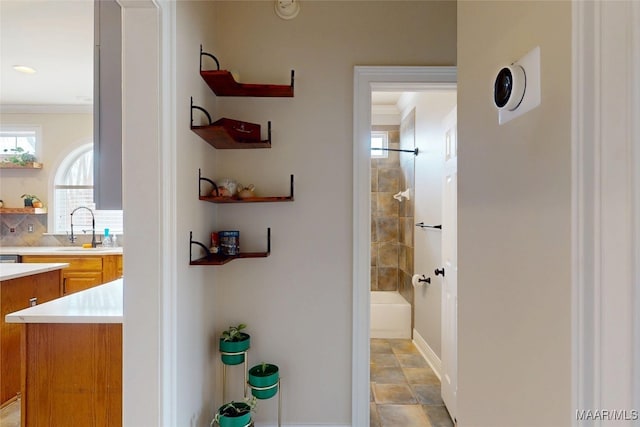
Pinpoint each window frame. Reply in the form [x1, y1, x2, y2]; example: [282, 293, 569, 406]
[0, 125, 42, 161]
[370, 131, 389, 158]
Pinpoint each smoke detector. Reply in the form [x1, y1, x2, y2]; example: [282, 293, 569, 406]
[275, 0, 300, 20]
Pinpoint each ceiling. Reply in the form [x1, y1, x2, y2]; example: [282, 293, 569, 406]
[0, 0, 94, 107]
[371, 91, 403, 107]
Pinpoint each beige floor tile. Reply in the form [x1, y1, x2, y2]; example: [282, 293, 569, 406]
[373, 383, 417, 404]
[378, 404, 432, 427]
[423, 405, 455, 427]
[0, 400, 20, 427]
[396, 353, 429, 368]
[371, 339, 394, 354]
[388, 339, 420, 354]
[412, 384, 444, 405]
[402, 367, 440, 385]
[371, 365, 408, 384]
[371, 353, 400, 368]
[370, 403, 381, 427]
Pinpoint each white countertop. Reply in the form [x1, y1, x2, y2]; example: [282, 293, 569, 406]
[0, 262, 69, 281]
[5, 278, 123, 324]
[0, 246, 123, 256]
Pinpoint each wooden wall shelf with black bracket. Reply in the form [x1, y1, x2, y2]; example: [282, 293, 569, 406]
[198, 169, 294, 203]
[189, 229, 271, 266]
[190, 98, 271, 149]
[200, 45, 294, 97]
[0, 207, 47, 214]
[0, 162, 43, 169]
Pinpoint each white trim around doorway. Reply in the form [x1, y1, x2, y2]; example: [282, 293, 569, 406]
[352, 66, 457, 427]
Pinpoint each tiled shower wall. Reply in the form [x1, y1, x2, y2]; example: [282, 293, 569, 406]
[371, 121, 415, 303]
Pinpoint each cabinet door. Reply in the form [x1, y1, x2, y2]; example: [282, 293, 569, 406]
[1, 270, 61, 405]
[63, 272, 103, 295]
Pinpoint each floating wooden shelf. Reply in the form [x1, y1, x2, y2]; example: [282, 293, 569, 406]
[189, 229, 271, 266]
[199, 46, 294, 97]
[200, 70, 294, 97]
[190, 251, 270, 266]
[190, 99, 271, 149]
[198, 170, 294, 203]
[0, 162, 43, 169]
[0, 207, 47, 214]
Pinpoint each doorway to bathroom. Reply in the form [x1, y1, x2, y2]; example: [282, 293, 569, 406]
[352, 66, 457, 427]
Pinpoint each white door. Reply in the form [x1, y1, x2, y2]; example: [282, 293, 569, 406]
[440, 106, 457, 421]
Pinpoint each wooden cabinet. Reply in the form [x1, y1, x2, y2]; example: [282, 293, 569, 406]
[0, 270, 62, 405]
[21, 323, 122, 427]
[22, 254, 123, 295]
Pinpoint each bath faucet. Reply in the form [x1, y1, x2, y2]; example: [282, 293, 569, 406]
[70, 206, 96, 248]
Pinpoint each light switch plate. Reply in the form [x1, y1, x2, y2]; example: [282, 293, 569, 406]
[498, 46, 541, 125]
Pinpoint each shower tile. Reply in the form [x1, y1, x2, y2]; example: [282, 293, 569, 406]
[371, 244, 378, 266]
[377, 267, 398, 291]
[378, 168, 401, 193]
[371, 218, 378, 242]
[378, 243, 398, 268]
[376, 217, 398, 243]
[398, 245, 407, 271]
[371, 267, 378, 290]
[388, 130, 400, 144]
[371, 196, 378, 216]
[401, 218, 414, 247]
[407, 248, 414, 271]
[377, 193, 398, 216]
[371, 168, 378, 191]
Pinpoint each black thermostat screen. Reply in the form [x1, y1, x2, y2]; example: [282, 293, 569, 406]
[494, 68, 513, 108]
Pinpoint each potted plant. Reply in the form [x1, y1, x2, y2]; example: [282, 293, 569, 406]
[3, 147, 37, 166]
[211, 397, 256, 427]
[248, 362, 279, 399]
[21, 194, 41, 208]
[219, 324, 250, 365]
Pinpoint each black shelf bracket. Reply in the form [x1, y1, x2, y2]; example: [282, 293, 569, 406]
[190, 97, 213, 126]
[416, 222, 442, 230]
[199, 168, 220, 197]
[190, 231, 212, 262]
[200, 44, 220, 71]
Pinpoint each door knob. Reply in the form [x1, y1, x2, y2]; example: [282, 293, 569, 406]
[435, 268, 445, 277]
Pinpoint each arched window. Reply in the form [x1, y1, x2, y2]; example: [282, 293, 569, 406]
[53, 143, 123, 235]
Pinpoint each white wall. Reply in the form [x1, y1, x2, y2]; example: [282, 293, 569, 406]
[403, 91, 456, 361]
[0, 113, 92, 210]
[209, 2, 456, 424]
[457, 1, 572, 426]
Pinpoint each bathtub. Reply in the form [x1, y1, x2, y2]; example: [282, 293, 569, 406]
[370, 291, 411, 339]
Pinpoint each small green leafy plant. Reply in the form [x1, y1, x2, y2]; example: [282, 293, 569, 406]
[21, 194, 40, 207]
[211, 396, 257, 426]
[221, 323, 247, 342]
[3, 147, 36, 166]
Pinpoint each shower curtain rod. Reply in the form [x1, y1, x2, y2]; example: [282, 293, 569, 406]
[371, 147, 419, 156]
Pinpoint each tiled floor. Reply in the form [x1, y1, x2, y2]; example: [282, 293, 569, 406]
[0, 398, 20, 427]
[370, 338, 454, 427]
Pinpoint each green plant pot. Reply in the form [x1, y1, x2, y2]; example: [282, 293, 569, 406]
[216, 402, 252, 427]
[248, 363, 279, 399]
[219, 333, 250, 365]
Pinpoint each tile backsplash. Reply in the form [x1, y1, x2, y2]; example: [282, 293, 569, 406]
[0, 213, 123, 247]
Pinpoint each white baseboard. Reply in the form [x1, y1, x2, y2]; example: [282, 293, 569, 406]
[413, 328, 442, 380]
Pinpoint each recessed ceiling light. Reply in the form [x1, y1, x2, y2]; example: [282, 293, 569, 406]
[13, 65, 37, 74]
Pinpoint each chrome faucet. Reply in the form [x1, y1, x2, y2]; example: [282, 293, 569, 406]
[70, 206, 96, 248]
